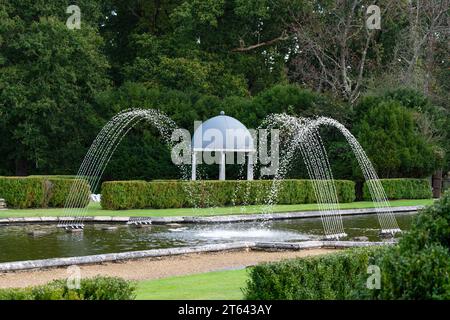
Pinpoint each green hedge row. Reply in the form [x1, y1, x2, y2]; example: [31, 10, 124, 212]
[244, 246, 384, 300]
[101, 179, 356, 210]
[363, 178, 432, 200]
[244, 247, 385, 300]
[244, 190, 450, 300]
[0, 276, 136, 300]
[0, 176, 90, 209]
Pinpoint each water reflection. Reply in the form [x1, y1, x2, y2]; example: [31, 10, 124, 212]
[0, 212, 415, 263]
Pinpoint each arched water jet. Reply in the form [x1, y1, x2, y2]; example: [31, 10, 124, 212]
[59, 109, 189, 229]
[258, 114, 400, 238]
[305, 117, 400, 235]
[257, 114, 346, 239]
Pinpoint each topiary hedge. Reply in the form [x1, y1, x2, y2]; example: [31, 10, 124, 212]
[101, 179, 356, 210]
[0, 276, 136, 300]
[0, 176, 90, 209]
[243, 246, 384, 300]
[244, 190, 450, 300]
[362, 178, 432, 200]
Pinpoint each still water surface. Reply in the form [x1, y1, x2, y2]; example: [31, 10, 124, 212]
[0, 212, 415, 262]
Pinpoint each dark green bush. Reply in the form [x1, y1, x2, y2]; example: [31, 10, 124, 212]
[0, 177, 45, 208]
[354, 98, 440, 178]
[244, 190, 450, 300]
[46, 178, 91, 208]
[100, 180, 153, 210]
[362, 178, 432, 200]
[360, 190, 450, 299]
[244, 246, 385, 300]
[355, 244, 450, 300]
[0, 176, 90, 208]
[101, 179, 356, 210]
[0, 276, 136, 300]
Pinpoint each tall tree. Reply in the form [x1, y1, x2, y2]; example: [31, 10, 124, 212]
[0, 1, 110, 175]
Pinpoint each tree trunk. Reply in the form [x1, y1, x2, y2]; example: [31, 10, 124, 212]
[432, 169, 443, 198]
[423, 34, 435, 95]
[15, 158, 28, 176]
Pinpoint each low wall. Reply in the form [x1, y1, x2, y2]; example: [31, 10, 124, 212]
[0, 240, 395, 272]
[0, 205, 423, 226]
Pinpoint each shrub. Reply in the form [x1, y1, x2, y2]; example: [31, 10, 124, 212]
[354, 98, 440, 178]
[356, 244, 450, 300]
[244, 246, 385, 300]
[244, 190, 450, 300]
[46, 178, 91, 208]
[0, 276, 136, 300]
[362, 178, 432, 200]
[361, 191, 450, 300]
[0, 177, 45, 208]
[100, 180, 153, 210]
[101, 179, 356, 210]
[0, 176, 90, 208]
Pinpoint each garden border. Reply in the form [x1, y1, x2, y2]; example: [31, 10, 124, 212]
[0, 205, 423, 225]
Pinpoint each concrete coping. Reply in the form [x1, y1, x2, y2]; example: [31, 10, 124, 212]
[0, 205, 423, 226]
[0, 240, 396, 272]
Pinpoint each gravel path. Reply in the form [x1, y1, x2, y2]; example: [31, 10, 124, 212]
[0, 248, 336, 288]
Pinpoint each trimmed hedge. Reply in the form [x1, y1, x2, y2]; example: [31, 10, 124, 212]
[0, 176, 90, 209]
[0, 276, 136, 300]
[244, 190, 450, 300]
[101, 179, 356, 210]
[363, 178, 432, 200]
[244, 246, 384, 300]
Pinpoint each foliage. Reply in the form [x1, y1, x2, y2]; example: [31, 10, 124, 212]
[96, 83, 352, 182]
[358, 190, 450, 299]
[101, 179, 355, 210]
[0, 1, 446, 181]
[0, 177, 44, 208]
[362, 179, 432, 200]
[244, 190, 450, 300]
[383, 88, 449, 172]
[244, 246, 384, 300]
[0, 176, 90, 208]
[354, 98, 440, 178]
[0, 276, 136, 300]
[0, 2, 110, 176]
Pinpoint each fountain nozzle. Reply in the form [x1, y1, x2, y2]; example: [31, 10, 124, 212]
[324, 233, 347, 240]
[379, 228, 401, 238]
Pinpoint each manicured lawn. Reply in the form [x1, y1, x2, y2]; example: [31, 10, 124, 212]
[0, 199, 434, 218]
[135, 269, 248, 300]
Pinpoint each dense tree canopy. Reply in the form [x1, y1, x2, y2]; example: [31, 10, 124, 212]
[0, 0, 447, 183]
[0, 2, 109, 175]
[354, 99, 440, 178]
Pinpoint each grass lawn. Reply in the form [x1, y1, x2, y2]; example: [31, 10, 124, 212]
[135, 269, 248, 300]
[1, 199, 434, 218]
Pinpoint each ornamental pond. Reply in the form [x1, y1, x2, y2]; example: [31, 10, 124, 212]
[0, 212, 416, 263]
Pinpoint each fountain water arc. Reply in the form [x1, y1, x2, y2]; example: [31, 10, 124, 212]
[59, 109, 182, 229]
[259, 114, 400, 238]
[61, 109, 400, 240]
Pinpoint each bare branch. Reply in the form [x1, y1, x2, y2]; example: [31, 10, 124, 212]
[232, 31, 289, 52]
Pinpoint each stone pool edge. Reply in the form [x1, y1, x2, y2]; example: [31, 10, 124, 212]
[0, 205, 423, 225]
[0, 240, 394, 272]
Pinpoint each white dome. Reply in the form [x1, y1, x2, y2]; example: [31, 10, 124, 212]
[192, 112, 255, 152]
